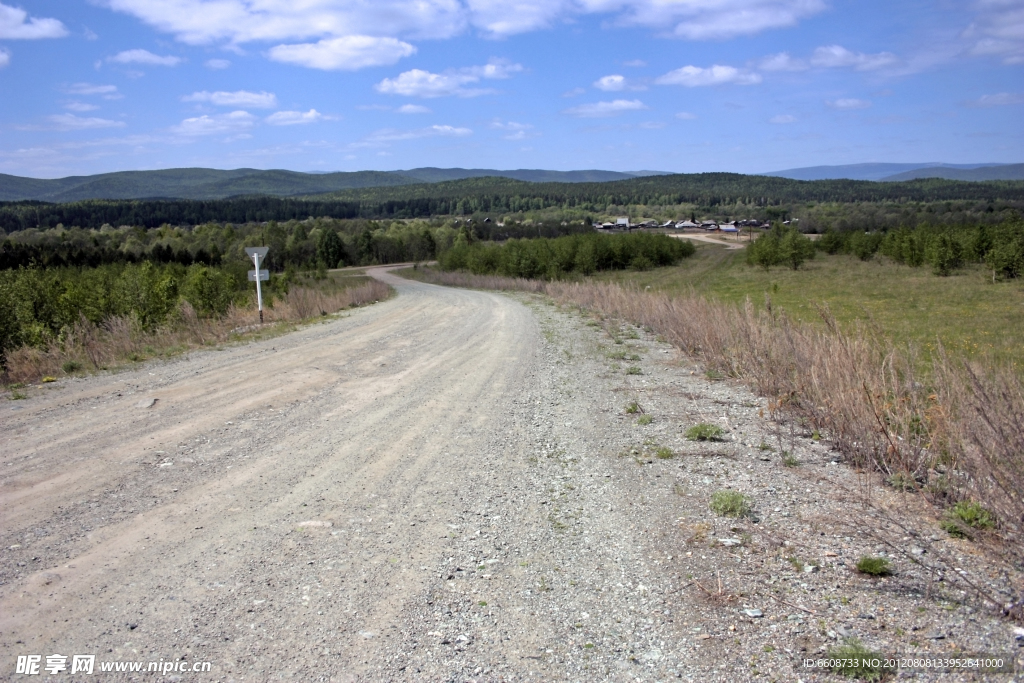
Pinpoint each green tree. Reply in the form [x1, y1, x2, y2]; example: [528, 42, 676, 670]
[316, 229, 345, 268]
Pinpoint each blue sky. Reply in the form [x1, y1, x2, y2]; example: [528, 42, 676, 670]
[1, 0, 1022, 178]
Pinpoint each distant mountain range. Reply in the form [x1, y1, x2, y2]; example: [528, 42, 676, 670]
[2, 164, 1020, 203]
[0, 167, 667, 202]
[762, 162, 1022, 182]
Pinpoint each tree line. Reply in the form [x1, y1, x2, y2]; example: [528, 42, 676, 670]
[3, 174, 1024, 232]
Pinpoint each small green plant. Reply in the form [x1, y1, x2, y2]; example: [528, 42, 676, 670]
[8, 388, 28, 400]
[855, 556, 892, 576]
[686, 423, 724, 441]
[625, 365, 643, 375]
[655, 446, 674, 459]
[626, 353, 641, 361]
[826, 638, 884, 681]
[637, 414, 653, 425]
[941, 500, 995, 538]
[710, 490, 750, 518]
[625, 400, 643, 414]
[583, 642, 594, 649]
[757, 441, 773, 451]
[608, 350, 627, 360]
[478, 600, 487, 606]
[787, 555, 805, 572]
[782, 452, 799, 467]
[61, 360, 83, 373]
[886, 472, 917, 491]
[705, 368, 724, 380]
[811, 430, 821, 440]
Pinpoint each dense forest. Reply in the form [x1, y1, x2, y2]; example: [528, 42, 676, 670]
[3, 173, 1024, 233]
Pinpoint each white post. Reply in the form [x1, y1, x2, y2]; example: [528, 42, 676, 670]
[253, 252, 264, 324]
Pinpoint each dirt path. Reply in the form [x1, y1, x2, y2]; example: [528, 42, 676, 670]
[668, 233, 747, 250]
[2, 268, 1018, 681]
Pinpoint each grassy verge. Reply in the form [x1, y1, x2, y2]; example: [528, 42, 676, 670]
[590, 243, 1024, 367]
[2, 276, 391, 385]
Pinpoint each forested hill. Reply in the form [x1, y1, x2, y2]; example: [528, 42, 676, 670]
[310, 173, 1024, 206]
[0, 167, 648, 202]
[2, 173, 1023, 232]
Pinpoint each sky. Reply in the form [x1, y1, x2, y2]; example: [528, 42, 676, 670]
[0, 0, 1022, 178]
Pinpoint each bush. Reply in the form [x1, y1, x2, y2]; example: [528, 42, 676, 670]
[941, 500, 995, 538]
[855, 556, 892, 576]
[747, 224, 815, 270]
[826, 639, 884, 681]
[710, 490, 750, 517]
[685, 423, 724, 441]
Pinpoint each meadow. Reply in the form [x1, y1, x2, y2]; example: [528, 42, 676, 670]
[591, 242, 1024, 366]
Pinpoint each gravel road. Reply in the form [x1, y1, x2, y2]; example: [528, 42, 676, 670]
[2, 267, 1020, 682]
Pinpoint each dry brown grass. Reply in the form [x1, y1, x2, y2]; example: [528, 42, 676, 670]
[3, 281, 391, 385]
[409, 267, 1024, 617]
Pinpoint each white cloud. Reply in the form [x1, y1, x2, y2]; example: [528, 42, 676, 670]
[811, 45, 899, 71]
[172, 110, 256, 136]
[183, 90, 278, 108]
[675, 111, 697, 120]
[362, 124, 473, 143]
[0, 2, 67, 39]
[600, 0, 827, 40]
[769, 114, 796, 123]
[0, 47, 8, 68]
[963, 1, 1024, 64]
[109, 49, 182, 66]
[99, 0, 826, 49]
[46, 114, 126, 131]
[64, 82, 120, 97]
[655, 65, 762, 87]
[826, 98, 871, 110]
[759, 52, 807, 71]
[491, 119, 536, 140]
[205, 58, 231, 69]
[563, 99, 647, 117]
[397, 104, 431, 114]
[266, 109, 324, 125]
[376, 60, 521, 98]
[967, 92, 1024, 107]
[64, 102, 100, 112]
[623, 59, 646, 67]
[593, 74, 645, 91]
[268, 36, 416, 71]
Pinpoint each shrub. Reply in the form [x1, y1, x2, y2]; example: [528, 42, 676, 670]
[637, 414, 653, 425]
[686, 423, 724, 441]
[941, 501, 995, 538]
[710, 490, 750, 518]
[855, 556, 892, 576]
[624, 400, 642, 414]
[655, 446, 674, 459]
[826, 639, 884, 681]
[625, 365, 643, 375]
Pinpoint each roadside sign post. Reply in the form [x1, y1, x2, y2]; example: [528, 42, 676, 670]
[245, 247, 270, 323]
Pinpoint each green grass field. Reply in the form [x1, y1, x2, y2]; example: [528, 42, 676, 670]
[590, 242, 1024, 366]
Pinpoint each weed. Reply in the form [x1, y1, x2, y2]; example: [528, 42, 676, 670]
[61, 360, 82, 374]
[941, 501, 995, 538]
[625, 400, 643, 414]
[886, 472, 918, 491]
[637, 415, 653, 425]
[710, 490, 751, 518]
[583, 642, 595, 649]
[686, 423, 725, 441]
[757, 441, 773, 451]
[811, 430, 821, 440]
[855, 556, 893, 576]
[609, 350, 627, 360]
[656, 446, 675, 459]
[782, 452, 799, 467]
[826, 639, 885, 681]
[478, 601, 487, 606]
[626, 353, 642, 361]
[626, 365, 643, 375]
[787, 556, 805, 572]
[705, 368, 725, 380]
[8, 388, 28, 400]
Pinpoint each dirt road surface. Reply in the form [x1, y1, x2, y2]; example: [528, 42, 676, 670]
[667, 234, 746, 250]
[2, 268, 1019, 682]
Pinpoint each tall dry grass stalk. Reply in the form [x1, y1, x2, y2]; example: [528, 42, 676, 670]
[414, 267, 1023, 616]
[2, 281, 391, 385]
